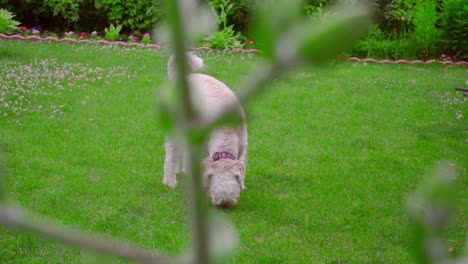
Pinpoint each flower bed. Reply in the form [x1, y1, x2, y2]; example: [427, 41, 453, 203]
[347, 57, 468, 66]
[0, 33, 260, 54]
[0, 33, 159, 49]
[0, 32, 467, 65]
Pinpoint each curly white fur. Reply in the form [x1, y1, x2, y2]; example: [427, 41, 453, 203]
[163, 53, 248, 208]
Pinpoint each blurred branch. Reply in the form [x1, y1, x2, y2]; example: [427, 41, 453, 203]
[407, 163, 465, 264]
[166, 0, 210, 263]
[166, 0, 194, 121]
[196, 1, 373, 131]
[0, 205, 170, 264]
[0, 1, 377, 264]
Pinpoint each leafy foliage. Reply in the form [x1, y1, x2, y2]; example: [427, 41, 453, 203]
[205, 0, 250, 32]
[352, 26, 416, 60]
[364, 0, 467, 60]
[305, 2, 325, 20]
[42, 0, 83, 23]
[440, 0, 468, 59]
[0, 8, 19, 34]
[209, 0, 234, 29]
[94, 0, 163, 34]
[104, 23, 122, 41]
[0, 0, 162, 33]
[0, 0, 466, 59]
[204, 0, 245, 49]
[377, 0, 418, 33]
[204, 26, 243, 49]
[411, 0, 441, 59]
[353, 24, 388, 58]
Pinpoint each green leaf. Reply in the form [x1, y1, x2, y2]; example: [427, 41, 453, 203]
[249, 0, 303, 59]
[283, 2, 373, 65]
[407, 162, 460, 264]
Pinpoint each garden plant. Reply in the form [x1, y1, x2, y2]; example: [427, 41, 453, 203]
[0, 0, 466, 59]
[0, 8, 19, 34]
[0, 0, 467, 263]
[105, 24, 123, 42]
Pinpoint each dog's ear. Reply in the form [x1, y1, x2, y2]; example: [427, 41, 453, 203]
[233, 160, 245, 190]
[202, 157, 214, 189]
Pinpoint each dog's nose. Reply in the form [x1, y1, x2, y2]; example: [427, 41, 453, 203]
[211, 195, 238, 208]
[218, 200, 236, 209]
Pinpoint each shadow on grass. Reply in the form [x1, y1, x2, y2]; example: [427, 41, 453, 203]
[0, 45, 28, 62]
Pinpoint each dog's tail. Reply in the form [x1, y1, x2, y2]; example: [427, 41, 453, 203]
[167, 52, 205, 81]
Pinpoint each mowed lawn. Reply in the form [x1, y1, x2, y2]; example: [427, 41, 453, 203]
[0, 40, 466, 263]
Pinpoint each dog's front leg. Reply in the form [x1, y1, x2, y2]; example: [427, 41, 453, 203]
[238, 127, 248, 166]
[163, 138, 178, 188]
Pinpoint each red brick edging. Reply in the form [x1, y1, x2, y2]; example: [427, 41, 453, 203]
[0, 33, 260, 54]
[0, 34, 160, 49]
[1, 34, 466, 66]
[347, 57, 468, 67]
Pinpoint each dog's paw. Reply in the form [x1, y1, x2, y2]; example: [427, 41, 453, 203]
[162, 177, 177, 188]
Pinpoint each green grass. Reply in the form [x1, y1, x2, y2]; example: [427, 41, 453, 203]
[0, 40, 467, 263]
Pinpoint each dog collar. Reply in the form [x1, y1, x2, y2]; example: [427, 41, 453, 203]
[212, 152, 236, 161]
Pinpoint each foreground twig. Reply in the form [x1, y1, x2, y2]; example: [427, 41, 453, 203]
[166, 0, 210, 263]
[1, 1, 377, 263]
[191, 60, 286, 133]
[0, 205, 170, 264]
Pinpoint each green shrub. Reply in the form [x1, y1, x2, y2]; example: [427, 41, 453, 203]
[378, 0, 418, 34]
[351, 24, 416, 60]
[104, 23, 122, 41]
[0, 0, 162, 34]
[352, 24, 386, 58]
[352, 0, 444, 60]
[411, 0, 441, 59]
[440, 0, 468, 59]
[43, 0, 83, 23]
[0, 8, 20, 34]
[204, 0, 245, 49]
[95, 0, 163, 34]
[0, 0, 104, 32]
[305, 2, 325, 20]
[204, 26, 244, 49]
[205, 0, 250, 32]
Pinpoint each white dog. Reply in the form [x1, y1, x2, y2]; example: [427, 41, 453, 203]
[163, 53, 248, 208]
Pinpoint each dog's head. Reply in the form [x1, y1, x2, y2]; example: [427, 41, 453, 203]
[202, 157, 245, 208]
[167, 52, 205, 80]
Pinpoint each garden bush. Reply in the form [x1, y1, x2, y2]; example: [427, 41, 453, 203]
[352, 0, 466, 60]
[204, 0, 245, 49]
[0, 8, 19, 34]
[0, 0, 162, 34]
[377, 0, 417, 34]
[440, 0, 468, 60]
[411, 0, 441, 59]
[0, 0, 467, 59]
[43, 0, 82, 23]
[204, 0, 250, 33]
[94, 0, 163, 34]
[0, 0, 105, 32]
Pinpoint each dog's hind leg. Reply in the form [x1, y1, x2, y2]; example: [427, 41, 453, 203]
[238, 125, 248, 165]
[163, 138, 178, 188]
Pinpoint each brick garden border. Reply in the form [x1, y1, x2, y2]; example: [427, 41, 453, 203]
[347, 57, 468, 66]
[1, 34, 467, 66]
